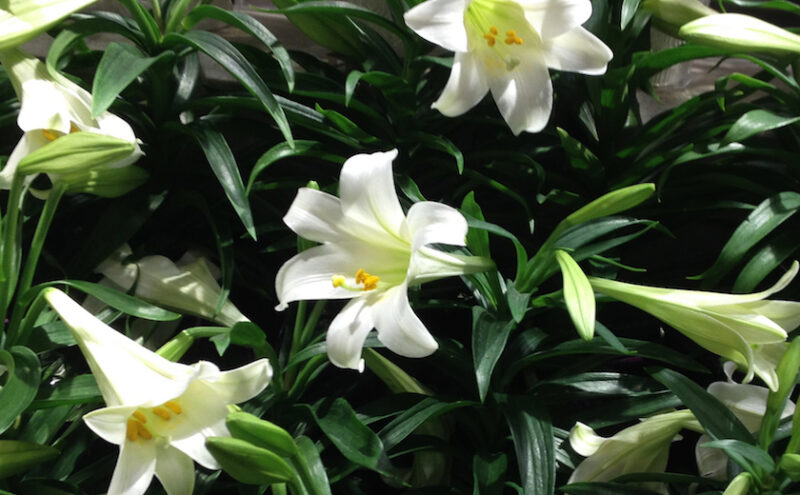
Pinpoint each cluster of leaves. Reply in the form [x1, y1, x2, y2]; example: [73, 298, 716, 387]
[2, 0, 800, 494]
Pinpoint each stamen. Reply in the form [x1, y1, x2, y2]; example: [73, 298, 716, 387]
[137, 422, 152, 440]
[363, 275, 380, 291]
[152, 407, 171, 420]
[164, 401, 182, 414]
[42, 129, 59, 141]
[355, 269, 367, 284]
[132, 411, 147, 423]
[332, 275, 346, 288]
[69, 122, 80, 133]
[490, 26, 498, 35]
[504, 30, 523, 45]
[126, 419, 139, 441]
[484, 34, 496, 47]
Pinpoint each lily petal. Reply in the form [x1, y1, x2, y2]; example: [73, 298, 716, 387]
[0, 131, 44, 188]
[518, 0, 593, 39]
[326, 297, 375, 371]
[403, 0, 470, 52]
[569, 422, 605, 456]
[406, 201, 468, 250]
[107, 439, 157, 495]
[201, 359, 273, 404]
[155, 446, 195, 495]
[489, 54, 553, 135]
[283, 188, 345, 244]
[372, 284, 438, 358]
[409, 247, 495, 285]
[83, 405, 138, 445]
[170, 417, 229, 470]
[432, 52, 489, 117]
[543, 26, 613, 75]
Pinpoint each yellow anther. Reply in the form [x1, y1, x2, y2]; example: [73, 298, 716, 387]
[152, 407, 171, 420]
[132, 411, 147, 423]
[355, 268, 367, 284]
[506, 29, 516, 37]
[332, 275, 346, 288]
[126, 419, 139, 442]
[484, 34, 496, 47]
[514, 36, 523, 45]
[137, 422, 152, 440]
[42, 129, 59, 141]
[164, 401, 182, 414]
[490, 26, 498, 35]
[69, 122, 80, 133]
[363, 275, 380, 291]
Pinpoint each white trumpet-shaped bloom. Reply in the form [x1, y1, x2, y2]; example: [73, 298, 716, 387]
[589, 262, 800, 391]
[97, 245, 249, 327]
[404, 0, 612, 134]
[0, 48, 142, 190]
[43, 288, 272, 495]
[275, 149, 493, 370]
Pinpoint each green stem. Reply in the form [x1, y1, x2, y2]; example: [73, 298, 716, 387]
[297, 301, 325, 352]
[287, 355, 326, 399]
[152, 0, 164, 29]
[0, 176, 25, 334]
[362, 348, 430, 395]
[156, 326, 229, 361]
[6, 289, 49, 348]
[17, 183, 65, 301]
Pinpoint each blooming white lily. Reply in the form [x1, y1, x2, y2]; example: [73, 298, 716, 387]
[589, 262, 800, 391]
[404, 0, 612, 134]
[568, 410, 702, 491]
[696, 381, 795, 480]
[96, 245, 249, 327]
[0, 0, 97, 50]
[43, 288, 272, 495]
[0, 48, 143, 192]
[275, 149, 493, 370]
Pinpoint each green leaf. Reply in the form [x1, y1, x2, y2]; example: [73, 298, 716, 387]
[722, 109, 800, 145]
[91, 43, 173, 117]
[473, 307, 515, 403]
[732, 229, 800, 292]
[408, 132, 464, 174]
[0, 440, 59, 480]
[292, 436, 332, 495]
[246, 141, 340, 193]
[190, 125, 256, 240]
[651, 368, 753, 443]
[54, 280, 180, 321]
[555, 250, 596, 340]
[184, 6, 295, 91]
[31, 374, 101, 409]
[464, 215, 527, 281]
[556, 127, 603, 181]
[701, 439, 775, 475]
[163, 31, 293, 146]
[497, 395, 555, 495]
[0, 347, 41, 435]
[473, 452, 507, 495]
[379, 397, 472, 450]
[117, 0, 161, 50]
[560, 482, 662, 494]
[621, 0, 642, 29]
[760, 337, 800, 449]
[693, 192, 800, 286]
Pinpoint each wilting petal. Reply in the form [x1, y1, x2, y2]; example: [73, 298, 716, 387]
[406, 201, 468, 250]
[403, 0, 469, 52]
[372, 284, 438, 358]
[489, 54, 553, 135]
[155, 446, 195, 495]
[432, 52, 489, 117]
[326, 297, 375, 370]
[108, 440, 157, 495]
[283, 188, 345, 244]
[518, 0, 593, 39]
[543, 26, 613, 75]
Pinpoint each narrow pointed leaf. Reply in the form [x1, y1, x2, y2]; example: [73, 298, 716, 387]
[473, 307, 515, 402]
[0, 347, 41, 435]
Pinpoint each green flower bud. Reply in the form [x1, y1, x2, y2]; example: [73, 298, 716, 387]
[680, 13, 800, 55]
[16, 132, 136, 176]
[206, 437, 296, 485]
[59, 165, 148, 198]
[226, 411, 298, 458]
[642, 0, 716, 35]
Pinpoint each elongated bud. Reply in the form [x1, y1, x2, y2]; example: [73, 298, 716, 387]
[16, 132, 136, 175]
[781, 453, 800, 481]
[206, 437, 296, 485]
[0, 0, 98, 50]
[641, 0, 716, 35]
[722, 472, 752, 495]
[60, 165, 148, 198]
[226, 411, 298, 458]
[679, 14, 800, 55]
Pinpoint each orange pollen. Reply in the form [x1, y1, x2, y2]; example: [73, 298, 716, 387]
[137, 422, 152, 440]
[69, 122, 80, 133]
[126, 419, 139, 442]
[152, 407, 171, 420]
[132, 411, 147, 423]
[164, 401, 182, 414]
[42, 129, 59, 141]
[484, 34, 496, 46]
[490, 26, 498, 35]
[363, 275, 379, 291]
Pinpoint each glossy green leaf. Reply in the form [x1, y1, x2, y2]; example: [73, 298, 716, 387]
[473, 307, 515, 403]
[0, 440, 59, 480]
[292, 436, 332, 495]
[760, 337, 800, 448]
[91, 43, 172, 117]
[117, 0, 161, 50]
[560, 482, 662, 494]
[0, 347, 41, 435]
[621, 0, 642, 29]
[379, 397, 472, 450]
[732, 229, 800, 292]
[409, 132, 464, 174]
[163, 31, 293, 146]
[497, 395, 554, 495]
[556, 127, 603, 181]
[464, 215, 527, 281]
[701, 439, 775, 475]
[722, 109, 800, 145]
[473, 452, 507, 495]
[651, 368, 753, 443]
[555, 250, 596, 340]
[31, 374, 101, 409]
[247, 140, 341, 193]
[55, 280, 180, 321]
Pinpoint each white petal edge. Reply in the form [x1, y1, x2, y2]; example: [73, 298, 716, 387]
[403, 0, 469, 52]
[543, 26, 612, 75]
[107, 440, 157, 495]
[489, 53, 553, 135]
[203, 358, 273, 404]
[326, 297, 375, 371]
[569, 422, 605, 456]
[155, 445, 195, 495]
[518, 0, 593, 40]
[432, 52, 489, 117]
[283, 188, 345, 244]
[83, 405, 138, 445]
[406, 201, 468, 251]
[372, 284, 438, 358]
[170, 417, 229, 469]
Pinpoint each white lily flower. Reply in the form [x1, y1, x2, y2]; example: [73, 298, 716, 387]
[0, 0, 97, 50]
[96, 245, 249, 327]
[568, 410, 702, 492]
[696, 381, 795, 480]
[0, 48, 143, 191]
[589, 262, 800, 391]
[403, 0, 612, 134]
[43, 288, 272, 495]
[275, 149, 493, 371]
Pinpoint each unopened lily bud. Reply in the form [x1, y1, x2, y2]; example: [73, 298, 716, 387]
[60, 165, 148, 198]
[226, 411, 298, 458]
[642, 0, 716, 35]
[206, 437, 296, 485]
[680, 13, 800, 55]
[16, 132, 135, 176]
[781, 453, 800, 481]
[722, 472, 752, 495]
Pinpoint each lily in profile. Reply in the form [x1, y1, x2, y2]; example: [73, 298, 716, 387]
[96, 245, 249, 327]
[275, 149, 493, 371]
[0, 48, 143, 194]
[589, 262, 800, 391]
[43, 288, 272, 495]
[0, 0, 97, 50]
[404, 0, 612, 134]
